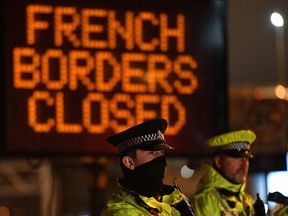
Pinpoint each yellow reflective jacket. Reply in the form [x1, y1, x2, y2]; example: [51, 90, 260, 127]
[190, 163, 255, 216]
[101, 181, 188, 216]
[274, 205, 288, 216]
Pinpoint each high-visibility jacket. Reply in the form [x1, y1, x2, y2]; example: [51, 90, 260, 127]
[274, 205, 288, 216]
[101, 181, 189, 216]
[190, 163, 255, 216]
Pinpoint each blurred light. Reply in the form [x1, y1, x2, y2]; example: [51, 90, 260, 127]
[267, 171, 288, 197]
[264, 204, 268, 214]
[180, 165, 194, 178]
[271, 12, 284, 27]
[267, 170, 288, 210]
[253, 86, 277, 99]
[253, 85, 288, 100]
[0, 207, 9, 216]
[253, 87, 264, 100]
[274, 84, 286, 99]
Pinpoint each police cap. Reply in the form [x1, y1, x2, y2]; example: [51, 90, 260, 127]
[107, 118, 174, 154]
[206, 130, 256, 158]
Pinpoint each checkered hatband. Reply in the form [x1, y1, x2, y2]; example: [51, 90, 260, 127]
[117, 130, 165, 153]
[216, 142, 249, 151]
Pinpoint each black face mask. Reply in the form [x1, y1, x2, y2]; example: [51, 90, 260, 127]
[121, 155, 167, 197]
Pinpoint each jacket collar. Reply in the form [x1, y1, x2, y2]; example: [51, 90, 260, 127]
[196, 163, 246, 194]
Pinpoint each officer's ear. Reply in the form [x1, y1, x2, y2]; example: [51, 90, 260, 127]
[122, 156, 135, 170]
[213, 154, 222, 169]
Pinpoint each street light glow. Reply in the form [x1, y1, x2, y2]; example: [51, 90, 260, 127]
[274, 84, 286, 99]
[270, 12, 284, 27]
[180, 165, 194, 179]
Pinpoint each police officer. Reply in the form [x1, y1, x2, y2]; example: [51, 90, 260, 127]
[101, 118, 195, 216]
[268, 192, 288, 216]
[190, 130, 261, 216]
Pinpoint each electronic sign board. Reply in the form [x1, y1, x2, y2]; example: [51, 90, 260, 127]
[1, 0, 227, 155]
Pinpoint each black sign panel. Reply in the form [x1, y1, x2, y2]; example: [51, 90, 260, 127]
[1, 0, 227, 155]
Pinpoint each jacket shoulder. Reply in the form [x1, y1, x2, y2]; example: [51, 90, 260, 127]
[190, 188, 222, 216]
[101, 192, 149, 216]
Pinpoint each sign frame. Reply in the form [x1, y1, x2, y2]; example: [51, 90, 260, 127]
[1, 0, 228, 156]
